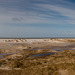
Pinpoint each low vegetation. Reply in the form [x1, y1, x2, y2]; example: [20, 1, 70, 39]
[0, 50, 75, 75]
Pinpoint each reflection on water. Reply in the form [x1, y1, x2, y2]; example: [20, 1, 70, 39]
[53, 49, 66, 52]
[0, 52, 19, 59]
[70, 48, 75, 50]
[30, 47, 51, 50]
[0, 42, 75, 59]
[29, 52, 56, 57]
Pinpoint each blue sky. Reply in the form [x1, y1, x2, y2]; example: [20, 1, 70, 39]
[0, 0, 75, 37]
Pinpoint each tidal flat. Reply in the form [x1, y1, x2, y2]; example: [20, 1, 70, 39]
[0, 38, 75, 75]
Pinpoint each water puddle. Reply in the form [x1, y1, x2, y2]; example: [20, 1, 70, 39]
[0, 42, 75, 58]
[53, 48, 66, 52]
[30, 47, 51, 50]
[0, 52, 19, 59]
[29, 52, 56, 57]
[70, 48, 75, 50]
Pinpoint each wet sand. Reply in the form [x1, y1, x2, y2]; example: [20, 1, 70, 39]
[0, 38, 74, 59]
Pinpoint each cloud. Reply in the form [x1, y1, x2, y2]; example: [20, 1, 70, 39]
[12, 17, 24, 22]
[0, 6, 66, 25]
[36, 2, 75, 24]
[0, 0, 74, 25]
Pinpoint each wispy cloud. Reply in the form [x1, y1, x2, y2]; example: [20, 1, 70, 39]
[12, 17, 24, 22]
[0, 0, 75, 25]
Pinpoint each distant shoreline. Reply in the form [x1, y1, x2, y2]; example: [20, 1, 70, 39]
[0, 37, 75, 39]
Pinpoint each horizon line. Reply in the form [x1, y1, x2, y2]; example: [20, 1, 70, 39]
[0, 37, 75, 39]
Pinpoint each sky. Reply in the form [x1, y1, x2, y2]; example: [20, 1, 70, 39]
[0, 0, 75, 38]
